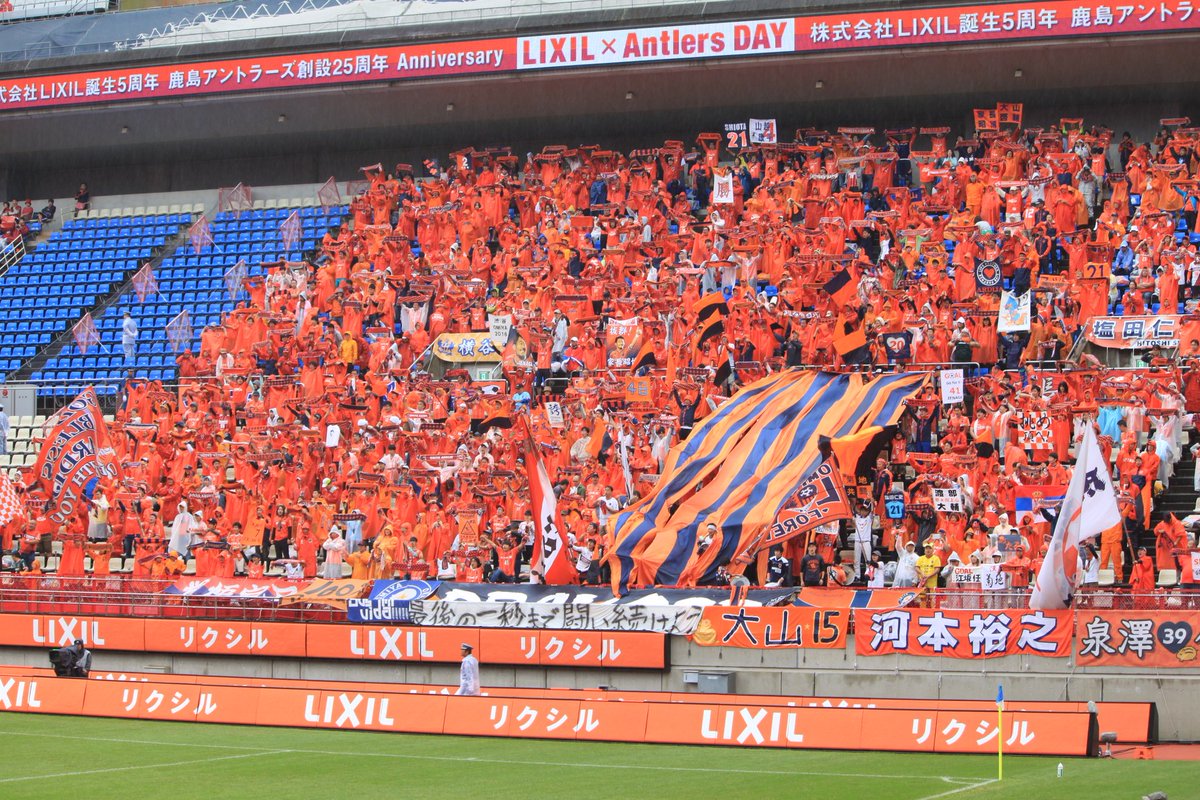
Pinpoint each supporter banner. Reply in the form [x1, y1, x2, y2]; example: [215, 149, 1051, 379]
[410, 600, 702, 635]
[431, 332, 502, 362]
[163, 578, 301, 598]
[1076, 610, 1200, 668]
[3, 4, 1196, 114]
[433, 583, 793, 606]
[280, 578, 372, 609]
[749, 118, 779, 144]
[931, 485, 964, 513]
[691, 606, 848, 648]
[1084, 315, 1182, 348]
[33, 389, 124, 528]
[346, 579, 441, 623]
[940, 368, 964, 404]
[0, 673, 1095, 755]
[0, 613, 665, 668]
[997, 289, 1031, 332]
[855, 608, 1073, 658]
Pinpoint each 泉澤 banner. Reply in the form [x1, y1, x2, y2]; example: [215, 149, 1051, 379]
[1075, 610, 1200, 668]
[855, 608, 1073, 658]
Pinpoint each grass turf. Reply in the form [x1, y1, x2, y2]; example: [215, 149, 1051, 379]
[0, 713, 1189, 799]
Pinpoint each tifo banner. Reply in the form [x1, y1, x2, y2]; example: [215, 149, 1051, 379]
[0, 673, 1095, 755]
[609, 371, 927, 591]
[33, 389, 124, 527]
[855, 608, 1073, 658]
[1076, 610, 1200, 668]
[1, 4, 1197, 113]
[0, 613, 665, 668]
[411, 601, 701, 635]
[1083, 315, 1181, 348]
[691, 606, 848, 648]
[163, 578, 300, 598]
[347, 579, 440, 623]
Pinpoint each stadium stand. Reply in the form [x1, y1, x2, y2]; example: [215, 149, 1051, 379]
[0, 120, 1193, 605]
[0, 209, 188, 384]
[28, 203, 338, 393]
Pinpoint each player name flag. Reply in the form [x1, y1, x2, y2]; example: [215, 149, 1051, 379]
[1030, 424, 1121, 609]
[33, 388, 124, 527]
[520, 415, 575, 584]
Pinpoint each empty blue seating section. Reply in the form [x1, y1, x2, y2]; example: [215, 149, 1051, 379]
[31, 205, 345, 395]
[0, 213, 186, 384]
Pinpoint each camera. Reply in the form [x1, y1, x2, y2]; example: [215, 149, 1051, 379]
[48, 648, 73, 677]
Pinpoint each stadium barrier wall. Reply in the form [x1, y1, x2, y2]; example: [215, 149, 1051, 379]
[0, 613, 666, 669]
[0, 663, 1152, 744]
[0, 669, 1098, 755]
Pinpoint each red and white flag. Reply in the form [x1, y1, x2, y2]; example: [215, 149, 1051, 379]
[131, 262, 158, 302]
[189, 214, 213, 254]
[72, 313, 100, 354]
[280, 210, 302, 253]
[521, 415, 575, 584]
[0, 472, 25, 527]
[1030, 425, 1121, 609]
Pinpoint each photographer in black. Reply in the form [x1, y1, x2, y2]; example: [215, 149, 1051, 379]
[50, 639, 92, 678]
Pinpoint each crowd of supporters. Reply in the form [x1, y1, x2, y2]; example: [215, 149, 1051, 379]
[5, 116, 1200, 593]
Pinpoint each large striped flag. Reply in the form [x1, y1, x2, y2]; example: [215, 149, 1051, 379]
[33, 388, 123, 528]
[520, 416, 575, 584]
[1030, 424, 1121, 609]
[610, 371, 928, 591]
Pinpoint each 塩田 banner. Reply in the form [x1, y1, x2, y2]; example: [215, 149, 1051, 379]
[0, 1, 1197, 112]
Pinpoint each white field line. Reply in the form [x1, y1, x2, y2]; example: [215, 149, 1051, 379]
[0, 750, 285, 784]
[0, 728, 997, 784]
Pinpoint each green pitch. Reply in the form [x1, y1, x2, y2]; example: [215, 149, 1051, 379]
[0, 713, 1189, 800]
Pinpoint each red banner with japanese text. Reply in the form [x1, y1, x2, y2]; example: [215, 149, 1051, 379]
[691, 606, 847, 648]
[1083, 315, 1182, 348]
[855, 608, 1073, 658]
[1075, 610, 1200, 668]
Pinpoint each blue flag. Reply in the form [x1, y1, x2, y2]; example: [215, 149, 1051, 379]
[996, 684, 1004, 708]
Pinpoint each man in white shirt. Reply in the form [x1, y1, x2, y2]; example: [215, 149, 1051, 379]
[851, 501, 874, 580]
[455, 643, 480, 696]
[595, 486, 620, 527]
[121, 311, 138, 364]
